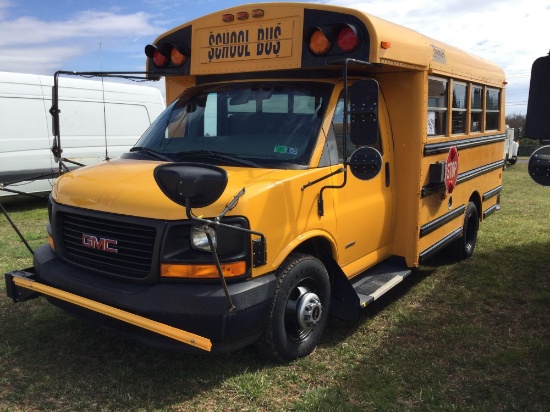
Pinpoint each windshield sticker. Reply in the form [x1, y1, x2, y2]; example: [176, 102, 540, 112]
[274, 146, 298, 155]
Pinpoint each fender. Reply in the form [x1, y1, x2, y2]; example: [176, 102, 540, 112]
[270, 229, 338, 271]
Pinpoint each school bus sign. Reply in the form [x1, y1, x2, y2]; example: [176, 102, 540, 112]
[198, 19, 294, 65]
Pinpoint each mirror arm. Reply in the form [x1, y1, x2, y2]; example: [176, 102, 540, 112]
[185, 197, 267, 306]
[301, 167, 345, 191]
[342, 61, 349, 165]
[317, 168, 347, 217]
[205, 228, 236, 312]
[50, 71, 62, 164]
[217, 188, 245, 221]
[185, 199, 265, 243]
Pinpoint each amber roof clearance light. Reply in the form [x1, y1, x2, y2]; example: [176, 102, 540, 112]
[309, 29, 332, 55]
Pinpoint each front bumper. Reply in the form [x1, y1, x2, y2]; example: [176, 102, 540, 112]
[6, 244, 276, 353]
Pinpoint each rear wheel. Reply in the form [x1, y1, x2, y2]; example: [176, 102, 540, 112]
[257, 253, 331, 362]
[452, 201, 479, 259]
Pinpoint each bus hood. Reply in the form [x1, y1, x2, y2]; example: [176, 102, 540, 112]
[52, 159, 307, 220]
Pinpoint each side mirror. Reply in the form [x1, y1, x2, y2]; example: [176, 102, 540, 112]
[349, 147, 383, 180]
[154, 163, 228, 208]
[528, 146, 550, 186]
[349, 79, 379, 146]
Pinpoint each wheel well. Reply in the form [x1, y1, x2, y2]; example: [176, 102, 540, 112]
[469, 191, 482, 221]
[293, 237, 335, 279]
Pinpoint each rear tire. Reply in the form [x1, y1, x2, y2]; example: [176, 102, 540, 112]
[451, 201, 479, 260]
[257, 253, 331, 362]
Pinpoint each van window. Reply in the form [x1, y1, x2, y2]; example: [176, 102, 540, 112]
[1, 97, 49, 152]
[58, 101, 150, 137]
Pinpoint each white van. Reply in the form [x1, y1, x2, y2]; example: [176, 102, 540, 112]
[504, 125, 519, 166]
[0, 71, 165, 197]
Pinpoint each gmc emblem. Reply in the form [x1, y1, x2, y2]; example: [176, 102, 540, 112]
[81, 234, 118, 253]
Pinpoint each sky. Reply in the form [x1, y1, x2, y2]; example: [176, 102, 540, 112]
[0, 0, 548, 115]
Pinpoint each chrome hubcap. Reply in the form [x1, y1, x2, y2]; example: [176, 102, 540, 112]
[296, 290, 323, 330]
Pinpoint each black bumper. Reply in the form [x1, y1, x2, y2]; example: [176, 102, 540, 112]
[25, 244, 277, 353]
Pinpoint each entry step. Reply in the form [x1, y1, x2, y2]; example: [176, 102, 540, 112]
[350, 262, 411, 307]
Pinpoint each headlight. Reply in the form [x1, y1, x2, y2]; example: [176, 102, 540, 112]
[190, 225, 217, 252]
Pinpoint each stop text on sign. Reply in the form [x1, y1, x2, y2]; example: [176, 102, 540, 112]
[445, 146, 459, 194]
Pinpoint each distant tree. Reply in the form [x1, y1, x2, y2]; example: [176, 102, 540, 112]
[505, 114, 525, 140]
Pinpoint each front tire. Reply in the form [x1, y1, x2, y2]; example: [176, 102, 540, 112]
[257, 253, 331, 362]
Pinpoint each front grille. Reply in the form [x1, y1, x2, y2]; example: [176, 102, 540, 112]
[61, 212, 157, 280]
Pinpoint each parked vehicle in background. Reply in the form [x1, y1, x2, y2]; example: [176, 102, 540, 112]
[525, 52, 550, 186]
[504, 126, 519, 167]
[0, 72, 165, 197]
[525, 52, 550, 145]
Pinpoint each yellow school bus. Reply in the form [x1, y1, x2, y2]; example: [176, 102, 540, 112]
[6, 3, 505, 361]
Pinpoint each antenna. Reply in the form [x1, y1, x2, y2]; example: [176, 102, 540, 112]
[100, 43, 110, 161]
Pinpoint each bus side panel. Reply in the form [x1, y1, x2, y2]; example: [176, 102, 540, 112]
[418, 139, 504, 257]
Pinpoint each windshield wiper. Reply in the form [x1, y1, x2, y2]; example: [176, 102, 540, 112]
[177, 150, 261, 168]
[129, 146, 173, 162]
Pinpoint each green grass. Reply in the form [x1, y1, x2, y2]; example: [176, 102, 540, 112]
[1, 164, 549, 411]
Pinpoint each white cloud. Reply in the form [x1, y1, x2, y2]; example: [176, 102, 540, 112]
[0, 0, 546, 114]
[0, 0, 10, 19]
[1, 46, 84, 73]
[0, 11, 158, 47]
[323, 0, 549, 113]
[322, 0, 546, 67]
[0, 7, 158, 74]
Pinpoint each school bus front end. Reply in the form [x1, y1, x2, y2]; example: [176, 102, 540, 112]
[5, 3, 505, 362]
[6, 77, 349, 359]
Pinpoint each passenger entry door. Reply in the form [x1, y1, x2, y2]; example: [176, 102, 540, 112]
[329, 80, 394, 269]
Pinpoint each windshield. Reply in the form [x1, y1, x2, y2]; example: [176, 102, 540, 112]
[130, 81, 332, 168]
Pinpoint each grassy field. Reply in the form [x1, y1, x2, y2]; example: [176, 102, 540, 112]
[0, 163, 548, 411]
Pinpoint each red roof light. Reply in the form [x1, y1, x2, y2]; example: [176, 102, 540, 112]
[145, 44, 169, 68]
[337, 25, 360, 52]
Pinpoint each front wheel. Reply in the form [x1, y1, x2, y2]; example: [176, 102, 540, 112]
[257, 253, 331, 362]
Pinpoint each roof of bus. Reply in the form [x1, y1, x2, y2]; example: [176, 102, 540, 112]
[151, 2, 505, 87]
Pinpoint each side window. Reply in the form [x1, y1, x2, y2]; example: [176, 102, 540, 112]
[451, 81, 467, 134]
[485, 88, 500, 130]
[427, 77, 448, 137]
[471, 85, 483, 133]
